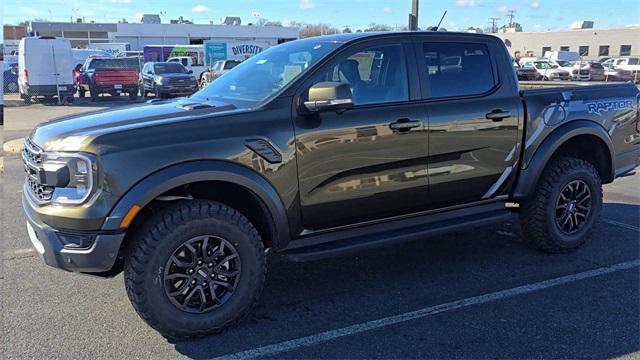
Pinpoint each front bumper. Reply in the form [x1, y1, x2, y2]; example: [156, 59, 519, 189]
[22, 194, 125, 273]
[159, 84, 198, 95]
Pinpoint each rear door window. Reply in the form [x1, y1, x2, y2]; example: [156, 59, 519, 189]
[422, 42, 496, 99]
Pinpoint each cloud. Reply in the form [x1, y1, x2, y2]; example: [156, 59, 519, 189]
[530, 1, 540, 9]
[299, 0, 315, 9]
[18, 6, 39, 16]
[455, 0, 478, 7]
[498, 4, 509, 12]
[107, 0, 131, 3]
[192, 5, 210, 13]
[383, 7, 392, 13]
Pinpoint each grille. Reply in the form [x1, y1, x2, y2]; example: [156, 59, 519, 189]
[22, 138, 53, 203]
[166, 78, 192, 86]
[579, 70, 589, 75]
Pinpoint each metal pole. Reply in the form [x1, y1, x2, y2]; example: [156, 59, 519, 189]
[409, 0, 419, 31]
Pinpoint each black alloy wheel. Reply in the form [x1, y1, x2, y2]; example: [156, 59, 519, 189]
[555, 179, 592, 234]
[163, 235, 241, 314]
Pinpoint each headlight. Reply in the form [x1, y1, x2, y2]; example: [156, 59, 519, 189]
[41, 152, 96, 205]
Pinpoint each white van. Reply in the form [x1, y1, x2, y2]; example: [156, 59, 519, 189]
[19, 37, 76, 103]
[543, 50, 580, 62]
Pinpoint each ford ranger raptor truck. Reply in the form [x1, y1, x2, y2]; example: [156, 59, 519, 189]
[22, 32, 640, 340]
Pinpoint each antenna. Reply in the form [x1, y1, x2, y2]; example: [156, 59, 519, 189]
[434, 10, 447, 31]
[489, 17, 499, 33]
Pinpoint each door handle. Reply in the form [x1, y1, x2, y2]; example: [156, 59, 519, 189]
[389, 119, 421, 132]
[485, 110, 512, 122]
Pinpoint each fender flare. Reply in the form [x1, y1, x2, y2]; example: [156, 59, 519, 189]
[102, 160, 291, 249]
[512, 120, 614, 199]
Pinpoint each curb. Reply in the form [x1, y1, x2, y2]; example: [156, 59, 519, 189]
[3, 138, 24, 155]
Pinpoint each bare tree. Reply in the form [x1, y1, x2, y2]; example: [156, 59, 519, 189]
[363, 23, 392, 32]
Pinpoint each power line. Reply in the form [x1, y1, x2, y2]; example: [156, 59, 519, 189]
[488, 17, 499, 33]
[506, 10, 516, 27]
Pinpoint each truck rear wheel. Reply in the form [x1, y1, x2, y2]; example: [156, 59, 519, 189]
[519, 157, 602, 253]
[124, 200, 266, 341]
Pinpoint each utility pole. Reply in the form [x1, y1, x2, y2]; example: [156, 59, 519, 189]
[506, 10, 516, 27]
[489, 17, 499, 33]
[408, 0, 419, 31]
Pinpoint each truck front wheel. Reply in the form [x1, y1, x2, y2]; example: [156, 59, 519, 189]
[519, 157, 602, 253]
[124, 200, 266, 340]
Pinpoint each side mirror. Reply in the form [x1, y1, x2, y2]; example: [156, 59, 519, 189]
[188, 70, 193, 74]
[304, 82, 353, 112]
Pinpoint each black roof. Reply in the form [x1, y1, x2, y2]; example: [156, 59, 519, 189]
[296, 31, 499, 44]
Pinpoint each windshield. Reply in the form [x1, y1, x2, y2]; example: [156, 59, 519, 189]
[154, 62, 188, 74]
[534, 61, 557, 70]
[192, 39, 342, 107]
[88, 58, 138, 70]
[555, 60, 571, 67]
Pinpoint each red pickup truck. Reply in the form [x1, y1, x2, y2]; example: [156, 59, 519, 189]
[75, 57, 140, 101]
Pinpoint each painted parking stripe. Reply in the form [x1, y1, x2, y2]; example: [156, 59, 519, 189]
[212, 259, 640, 360]
[601, 218, 640, 232]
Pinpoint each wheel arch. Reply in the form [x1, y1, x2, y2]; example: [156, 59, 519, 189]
[512, 120, 614, 200]
[102, 160, 291, 250]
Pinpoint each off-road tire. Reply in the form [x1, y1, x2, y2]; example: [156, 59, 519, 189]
[519, 156, 602, 253]
[124, 200, 266, 341]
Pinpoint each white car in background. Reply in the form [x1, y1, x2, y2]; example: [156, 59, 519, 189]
[553, 60, 590, 81]
[520, 59, 571, 81]
[603, 57, 640, 82]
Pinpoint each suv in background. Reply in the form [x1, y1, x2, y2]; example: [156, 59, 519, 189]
[603, 57, 640, 83]
[520, 59, 571, 80]
[140, 62, 198, 98]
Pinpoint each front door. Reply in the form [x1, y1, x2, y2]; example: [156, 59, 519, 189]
[418, 40, 521, 209]
[293, 42, 429, 230]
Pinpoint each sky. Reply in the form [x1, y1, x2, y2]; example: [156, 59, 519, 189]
[2, 0, 640, 32]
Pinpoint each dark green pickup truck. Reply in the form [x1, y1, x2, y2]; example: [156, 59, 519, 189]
[22, 32, 640, 340]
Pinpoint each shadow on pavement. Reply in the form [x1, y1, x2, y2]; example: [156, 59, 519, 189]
[173, 202, 639, 359]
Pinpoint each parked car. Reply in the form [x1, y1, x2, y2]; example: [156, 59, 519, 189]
[544, 50, 580, 63]
[554, 60, 590, 81]
[21, 32, 640, 340]
[18, 36, 76, 103]
[580, 61, 606, 81]
[603, 57, 640, 83]
[513, 59, 541, 80]
[520, 59, 571, 80]
[199, 59, 242, 87]
[167, 56, 208, 85]
[76, 57, 140, 100]
[602, 62, 634, 81]
[140, 62, 198, 98]
[3, 61, 19, 93]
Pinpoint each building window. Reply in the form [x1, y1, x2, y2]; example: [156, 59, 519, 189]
[599, 45, 610, 57]
[620, 45, 632, 56]
[579, 46, 589, 56]
[560, 46, 570, 51]
[542, 46, 551, 56]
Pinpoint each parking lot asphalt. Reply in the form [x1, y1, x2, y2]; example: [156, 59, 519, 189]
[1, 102, 639, 359]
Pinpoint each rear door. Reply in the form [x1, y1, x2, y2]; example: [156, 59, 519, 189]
[293, 39, 429, 230]
[417, 39, 521, 209]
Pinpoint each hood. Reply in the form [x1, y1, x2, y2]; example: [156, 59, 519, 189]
[30, 98, 237, 152]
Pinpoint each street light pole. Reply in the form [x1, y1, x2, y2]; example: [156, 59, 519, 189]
[409, 0, 419, 31]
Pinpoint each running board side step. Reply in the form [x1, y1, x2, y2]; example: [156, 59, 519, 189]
[281, 206, 514, 262]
